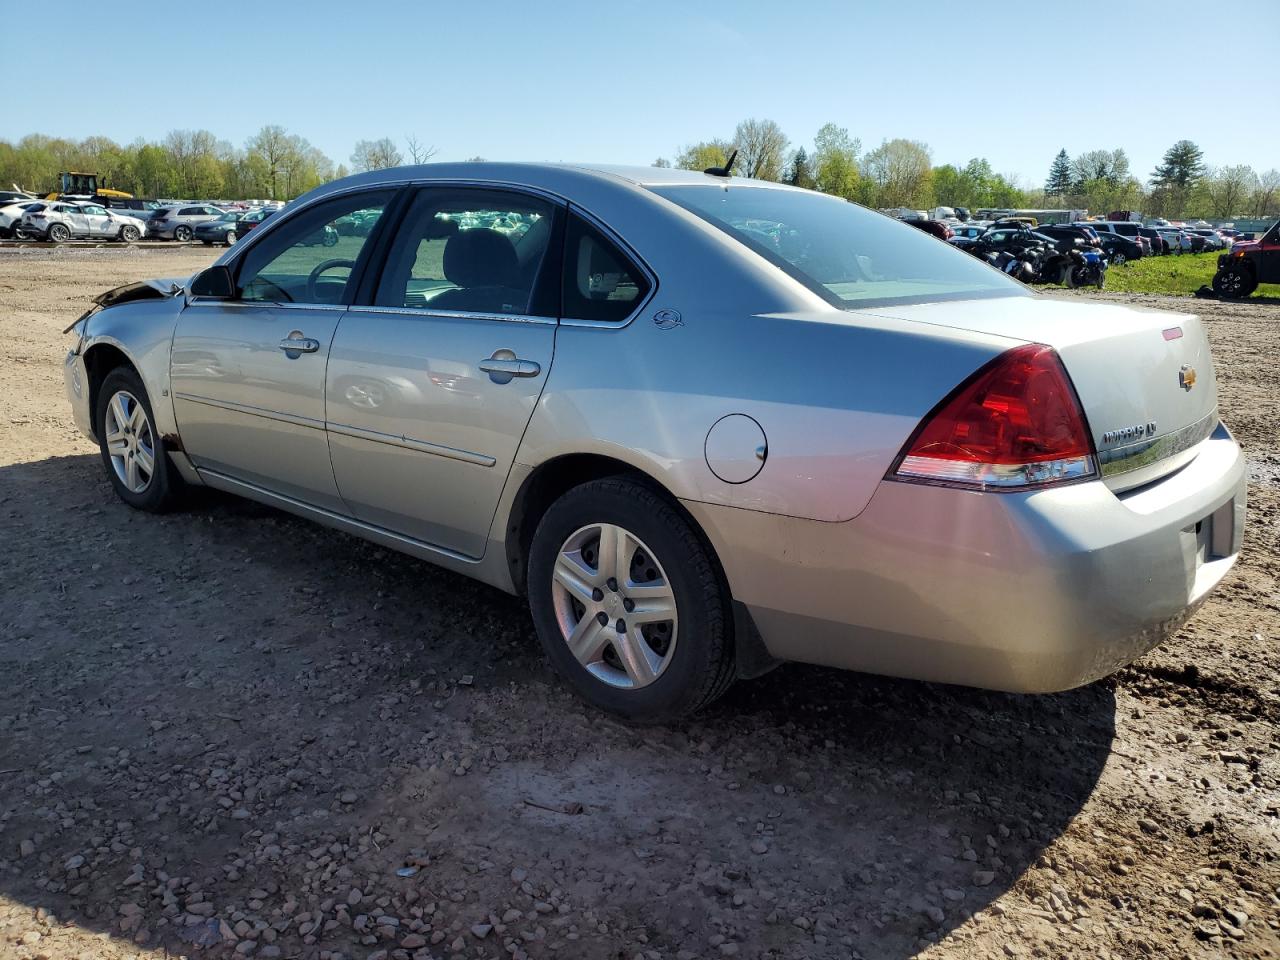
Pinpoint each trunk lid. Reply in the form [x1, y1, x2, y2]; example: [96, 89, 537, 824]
[858, 294, 1219, 491]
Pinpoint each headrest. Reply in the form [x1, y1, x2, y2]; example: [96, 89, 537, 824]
[443, 228, 517, 288]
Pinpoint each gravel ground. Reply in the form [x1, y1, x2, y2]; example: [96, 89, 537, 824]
[0, 247, 1277, 960]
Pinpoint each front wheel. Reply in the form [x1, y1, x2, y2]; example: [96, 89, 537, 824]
[120, 224, 140, 243]
[174, 225, 193, 242]
[95, 367, 184, 512]
[225, 230, 237, 246]
[1212, 266, 1257, 300]
[528, 477, 735, 722]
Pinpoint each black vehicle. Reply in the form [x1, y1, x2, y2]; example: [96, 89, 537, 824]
[1137, 226, 1169, 255]
[1212, 219, 1280, 298]
[193, 211, 247, 246]
[1096, 233, 1143, 265]
[1035, 224, 1103, 251]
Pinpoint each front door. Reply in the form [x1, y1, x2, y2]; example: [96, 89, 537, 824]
[171, 189, 395, 511]
[326, 186, 563, 558]
[80, 204, 114, 237]
[1260, 222, 1280, 284]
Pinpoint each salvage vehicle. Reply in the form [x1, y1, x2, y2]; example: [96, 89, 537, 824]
[20, 200, 146, 242]
[193, 211, 247, 246]
[62, 163, 1246, 722]
[0, 199, 42, 238]
[149, 204, 227, 241]
[1212, 218, 1280, 298]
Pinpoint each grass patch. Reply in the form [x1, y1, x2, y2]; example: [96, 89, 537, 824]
[1103, 251, 1279, 299]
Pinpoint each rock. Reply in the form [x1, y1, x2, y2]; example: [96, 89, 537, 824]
[339, 791, 357, 804]
[471, 923, 493, 939]
[922, 905, 945, 925]
[942, 888, 965, 902]
[1224, 908, 1248, 929]
[401, 934, 427, 948]
[258, 948, 282, 959]
[750, 839, 768, 855]
[502, 909, 522, 923]
[64, 854, 86, 870]
[235, 941, 256, 955]
[973, 870, 996, 887]
[347, 888, 363, 906]
[18, 840, 35, 858]
[20, 931, 41, 946]
[511, 867, 528, 883]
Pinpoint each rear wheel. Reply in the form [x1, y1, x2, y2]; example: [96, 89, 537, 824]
[174, 224, 193, 242]
[528, 477, 735, 722]
[120, 224, 140, 243]
[95, 367, 184, 512]
[1212, 266, 1257, 300]
[1109, 249, 1127, 266]
[48, 222, 71, 243]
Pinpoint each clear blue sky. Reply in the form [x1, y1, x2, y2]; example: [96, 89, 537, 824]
[5, 0, 1277, 185]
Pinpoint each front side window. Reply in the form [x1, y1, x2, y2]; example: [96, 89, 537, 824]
[652, 185, 1022, 308]
[376, 187, 558, 316]
[82, 205, 107, 216]
[235, 190, 393, 304]
[562, 212, 650, 322]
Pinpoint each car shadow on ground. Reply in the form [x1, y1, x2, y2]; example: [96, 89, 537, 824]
[0, 454, 1115, 959]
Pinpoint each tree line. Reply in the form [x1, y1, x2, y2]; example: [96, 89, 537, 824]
[659, 122, 1280, 220]
[2, 122, 1276, 221]
[0, 128, 436, 202]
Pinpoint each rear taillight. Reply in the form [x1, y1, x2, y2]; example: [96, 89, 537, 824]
[891, 344, 1096, 490]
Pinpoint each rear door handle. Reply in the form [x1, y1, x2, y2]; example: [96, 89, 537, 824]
[278, 337, 320, 354]
[479, 356, 541, 383]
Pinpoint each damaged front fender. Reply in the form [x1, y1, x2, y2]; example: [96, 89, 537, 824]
[62, 277, 188, 334]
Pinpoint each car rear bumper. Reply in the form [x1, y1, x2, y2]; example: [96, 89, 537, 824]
[683, 424, 1246, 693]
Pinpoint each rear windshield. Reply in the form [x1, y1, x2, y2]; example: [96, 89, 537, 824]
[651, 184, 1023, 308]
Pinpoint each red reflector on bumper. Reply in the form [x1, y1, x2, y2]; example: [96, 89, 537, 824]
[1163, 327, 1183, 340]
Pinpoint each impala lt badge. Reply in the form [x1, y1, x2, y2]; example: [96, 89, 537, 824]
[1179, 365, 1197, 391]
[1101, 422, 1157, 446]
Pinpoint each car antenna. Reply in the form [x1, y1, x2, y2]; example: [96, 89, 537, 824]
[704, 150, 738, 178]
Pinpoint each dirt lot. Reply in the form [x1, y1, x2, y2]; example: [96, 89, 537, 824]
[0, 246, 1277, 960]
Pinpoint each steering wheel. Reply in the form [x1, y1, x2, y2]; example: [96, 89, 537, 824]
[307, 258, 357, 302]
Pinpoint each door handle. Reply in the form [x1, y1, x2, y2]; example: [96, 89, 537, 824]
[479, 356, 541, 383]
[278, 337, 320, 354]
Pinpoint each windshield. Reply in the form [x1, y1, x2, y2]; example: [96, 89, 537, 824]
[651, 185, 1024, 308]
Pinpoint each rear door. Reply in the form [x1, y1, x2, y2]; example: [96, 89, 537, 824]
[61, 204, 90, 237]
[326, 185, 563, 558]
[171, 188, 396, 510]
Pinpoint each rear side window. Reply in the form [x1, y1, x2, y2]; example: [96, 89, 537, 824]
[375, 187, 559, 317]
[562, 212, 651, 322]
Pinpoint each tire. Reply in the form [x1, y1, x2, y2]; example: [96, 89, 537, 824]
[1212, 266, 1257, 300]
[48, 222, 71, 243]
[323, 231, 338, 247]
[528, 477, 735, 722]
[94, 367, 184, 512]
[120, 224, 140, 243]
[1109, 250, 1126, 266]
[225, 230, 237, 246]
[1063, 264, 1080, 288]
[174, 225, 193, 242]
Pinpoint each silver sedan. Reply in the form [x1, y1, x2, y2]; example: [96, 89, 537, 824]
[62, 163, 1246, 721]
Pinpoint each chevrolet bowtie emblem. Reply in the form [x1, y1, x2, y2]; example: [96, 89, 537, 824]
[1179, 365, 1197, 391]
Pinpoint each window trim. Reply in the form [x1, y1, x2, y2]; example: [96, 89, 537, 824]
[558, 203, 658, 329]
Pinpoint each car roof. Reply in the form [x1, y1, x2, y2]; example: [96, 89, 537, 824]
[297, 162, 804, 210]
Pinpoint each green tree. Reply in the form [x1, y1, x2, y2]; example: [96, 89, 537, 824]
[1151, 140, 1205, 189]
[1045, 149, 1072, 196]
[785, 147, 813, 189]
[652, 157, 671, 168]
[1205, 165, 1257, 218]
[811, 123, 859, 199]
[861, 139, 932, 208]
[674, 140, 733, 172]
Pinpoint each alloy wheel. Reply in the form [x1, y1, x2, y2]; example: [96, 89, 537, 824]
[103, 390, 156, 494]
[551, 523, 678, 689]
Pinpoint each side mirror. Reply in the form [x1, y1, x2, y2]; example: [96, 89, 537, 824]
[189, 264, 235, 299]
